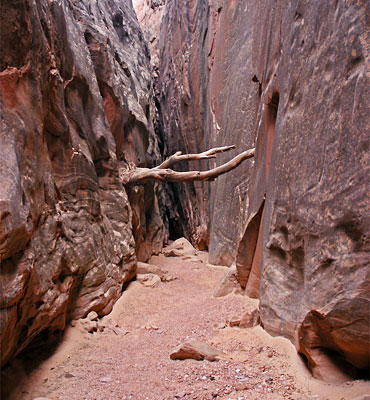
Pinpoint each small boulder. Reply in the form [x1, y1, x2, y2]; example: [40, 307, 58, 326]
[170, 340, 222, 361]
[87, 311, 98, 321]
[136, 273, 161, 288]
[81, 320, 98, 333]
[163, 238, 197, 257]
[229, 316, 242, 327]
[239, 306, 260, 328]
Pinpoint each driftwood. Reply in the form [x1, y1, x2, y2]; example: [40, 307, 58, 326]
[120, 145, 255, 185]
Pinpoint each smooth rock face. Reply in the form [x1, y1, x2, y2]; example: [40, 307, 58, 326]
[0, 0, 164, 366]
[142, 0, 370, 380]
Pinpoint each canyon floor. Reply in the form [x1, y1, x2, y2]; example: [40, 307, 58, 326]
[2, 245, 369, 400]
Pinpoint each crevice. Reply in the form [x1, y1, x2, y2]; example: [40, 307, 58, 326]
[236, 199, 265, 290]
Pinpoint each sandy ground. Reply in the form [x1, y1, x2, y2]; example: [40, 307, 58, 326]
[1, 249, 369, 400]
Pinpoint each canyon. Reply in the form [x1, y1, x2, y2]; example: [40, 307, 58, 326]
[0, 0, 369, 394]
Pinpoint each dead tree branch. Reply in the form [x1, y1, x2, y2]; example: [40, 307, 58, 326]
[120, 146, 255, 186]
[155, 145, 236, 169]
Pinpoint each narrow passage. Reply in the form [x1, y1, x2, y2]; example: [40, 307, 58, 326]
[6, 240, 368, 400]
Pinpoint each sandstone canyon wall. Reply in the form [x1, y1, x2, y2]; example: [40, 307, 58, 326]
[1, 0, 369, 382]
[0, 0, 166, 366]
[141, 0, 369, 380]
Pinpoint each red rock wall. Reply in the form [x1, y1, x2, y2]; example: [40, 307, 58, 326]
[153, 0, 369, 380]
[0, 0, 165, 366]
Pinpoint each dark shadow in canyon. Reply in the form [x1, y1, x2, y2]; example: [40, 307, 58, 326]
[1, 329, 65, 400]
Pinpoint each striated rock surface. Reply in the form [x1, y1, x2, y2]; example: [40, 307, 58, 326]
[252, 1, 369, 381]
[134, 0, 166, 72]
[0, 0, 165, 366]
[140, 0, 370, 380]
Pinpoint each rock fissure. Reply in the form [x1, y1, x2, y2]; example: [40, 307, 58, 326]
[1, 0, 369, 393]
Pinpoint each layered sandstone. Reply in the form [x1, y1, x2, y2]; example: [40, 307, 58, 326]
[144, 0, 369, 380]
[0, 0, 165, 366]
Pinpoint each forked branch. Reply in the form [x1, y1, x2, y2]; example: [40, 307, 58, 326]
[120, 146, 255, 186]
[155, 145, 236, 169]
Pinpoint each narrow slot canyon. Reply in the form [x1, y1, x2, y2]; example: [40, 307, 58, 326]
[0, 1, 369, 399]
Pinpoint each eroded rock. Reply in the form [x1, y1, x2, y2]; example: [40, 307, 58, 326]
[0, 0, 164, 366]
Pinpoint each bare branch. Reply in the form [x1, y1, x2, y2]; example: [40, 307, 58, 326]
[155, 145, 236, 169]
[121, 147, 255, 186]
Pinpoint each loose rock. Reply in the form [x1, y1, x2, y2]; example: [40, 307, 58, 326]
[87, 311, 99, 321]
[81, 320, 98, 333]
[163, 238, 197, 257]
[137, 273, 161, 288]
[239, 306, 260, 329]
[100, 376, 113, 383]
[170, 340, 222, 362]
[110, 326, 129, 335]
[229, 316, 242, 327]
[162, 275, 177, 282]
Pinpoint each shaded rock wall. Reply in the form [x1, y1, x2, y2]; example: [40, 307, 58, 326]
[148, 0, 369, 380]
[0, 0, 165, 366]
[155, 0, 258, 257]
[155, 0, 212, 248]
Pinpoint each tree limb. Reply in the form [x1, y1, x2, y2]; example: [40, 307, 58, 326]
[155, 145, 236, 169]
[121, 147, 255, 186]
